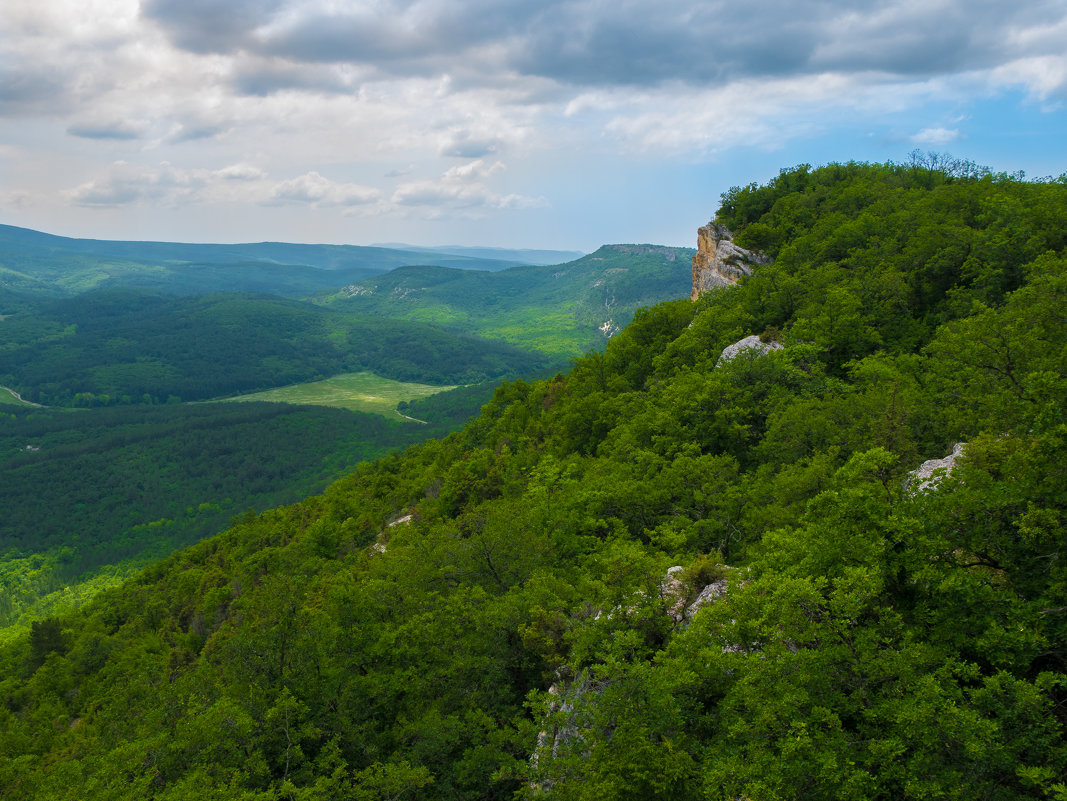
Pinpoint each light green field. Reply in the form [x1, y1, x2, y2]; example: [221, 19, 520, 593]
[219, 372, 456, 421]
[0, 386, 38, 407]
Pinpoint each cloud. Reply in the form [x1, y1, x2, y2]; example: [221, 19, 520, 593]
[4, 0, 1066, 248]
[140, 0, 287, 54]
[443, 160, 506, 181]
[264, 171, 382, 207]
[392, 180, 544, 212]
[589, 73, 868, 155]
[392, 160, 545, 216]
[136, 0, 1067, 97]
[230, 58, 370, 97]
[910, 127, 961, 146]
[168, 122, 232, 143]
[992, 55, 1067, 103]
[63, 161, 274, 207]
[0, 64, 69, 115]
[0, 188, 33, 210]
[216, 163, 267, 181]
[64, 161, 197, 207]
[67, 120, 148, 140]
[439, 131, 503, 158]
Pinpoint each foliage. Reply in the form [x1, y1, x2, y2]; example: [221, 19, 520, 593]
[0, 401, 452, 634]
[1, 161, 1065, 800]
[319, 245, 694, 356]
[0, 291, 552, 404]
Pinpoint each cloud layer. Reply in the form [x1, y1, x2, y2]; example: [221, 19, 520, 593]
[135, 0, 1067, 92]
[1, 0, 1064, 246]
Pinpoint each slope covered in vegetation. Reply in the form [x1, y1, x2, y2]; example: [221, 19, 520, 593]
[0, 402, 465, 638]
[0, 291, 554, 405]
[319, 244, 693, 356]
[1, 161, 1065, 800]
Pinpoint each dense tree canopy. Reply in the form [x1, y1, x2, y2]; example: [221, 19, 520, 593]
[0, 292, 553, 405]
[1, 161, 1065, 799]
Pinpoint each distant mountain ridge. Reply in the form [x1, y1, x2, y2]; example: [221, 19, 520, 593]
[371, 243, 585, 265]
[0, 224, 534, 298]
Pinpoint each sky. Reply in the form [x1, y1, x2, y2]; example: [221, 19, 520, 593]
[1, 0, 1065, 252]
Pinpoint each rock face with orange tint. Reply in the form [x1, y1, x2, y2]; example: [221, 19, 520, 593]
[690, 222, 772, 301]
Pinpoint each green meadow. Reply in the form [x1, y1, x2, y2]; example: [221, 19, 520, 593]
[219, 371, 457, 421]
[0, 386, 37, 406]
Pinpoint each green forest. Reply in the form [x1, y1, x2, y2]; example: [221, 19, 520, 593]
[0, 402, 469, 638]
[1, 160, 1065, 799]
[319, 244, 693, 356]
[0, 292, 554, 405]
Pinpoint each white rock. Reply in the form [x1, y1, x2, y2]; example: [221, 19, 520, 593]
[907, 443, 966, 492]
[717, 335, 783, 366]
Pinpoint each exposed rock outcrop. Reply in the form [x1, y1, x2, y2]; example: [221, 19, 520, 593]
[691, 222, 772, 301]
[531, 564, 735, 790]
[717, 334, 783, 366]
[660, 565, 731, 626]
[907, 443, 966, 492]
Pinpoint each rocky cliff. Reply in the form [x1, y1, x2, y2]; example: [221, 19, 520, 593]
[691, 222, 771, 301]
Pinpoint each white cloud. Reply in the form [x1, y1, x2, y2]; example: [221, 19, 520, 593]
[2, 0, 1066, 246]
[216, 163, 268, 181]
[596, 74, 885, 155]
[991, 55, 1067, 103]
[67, 119, 150, 140]
[910, 127, 961, 146]
[439, 130, 504, 158]
[64, 161, 200, 206]
[63, 161, 278, 207]
[443, 160, 505, 181]
[0, 188, 33, 209]
[392, 160, 545, 217]
[265, 171, 382, 207]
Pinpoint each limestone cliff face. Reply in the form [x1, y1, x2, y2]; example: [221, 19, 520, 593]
[691, 222, 771, 301]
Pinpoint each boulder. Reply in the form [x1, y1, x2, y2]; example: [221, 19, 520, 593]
[717, 334, 783, 366]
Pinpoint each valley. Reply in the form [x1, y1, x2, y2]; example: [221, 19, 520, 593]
[0, 233, 690, 644]
[0, 161, 1065, 800]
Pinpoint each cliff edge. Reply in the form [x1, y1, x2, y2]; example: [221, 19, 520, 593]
[691, 222, 771, 301]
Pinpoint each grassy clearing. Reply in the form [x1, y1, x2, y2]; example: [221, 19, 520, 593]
[0, 386, 38, 406]
[219, 372, 457, 421]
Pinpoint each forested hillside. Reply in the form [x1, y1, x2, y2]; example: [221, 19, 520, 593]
[319, 244, 693, 356]
[0, 291, 554, 405]
[2, 161, 1065, 800]
[0, 402, 464, 637]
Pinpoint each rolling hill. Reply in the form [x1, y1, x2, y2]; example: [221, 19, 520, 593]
[0, 224, 551, 299]
[320, 244, 695, 355]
